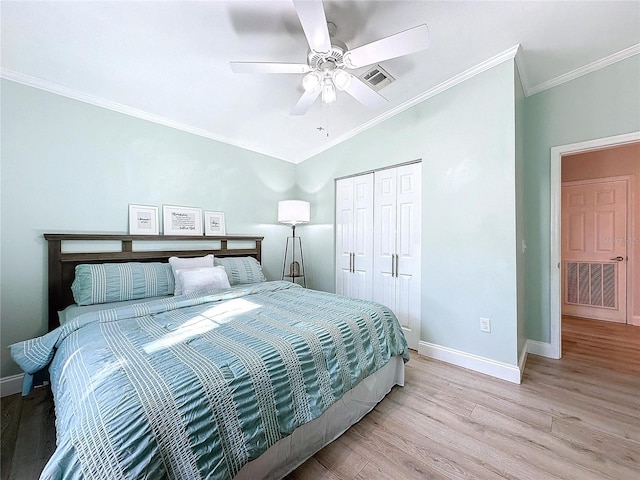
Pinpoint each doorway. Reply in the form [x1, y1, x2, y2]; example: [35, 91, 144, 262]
[549, 132, 640, 359]
[561, 176, 630, 323]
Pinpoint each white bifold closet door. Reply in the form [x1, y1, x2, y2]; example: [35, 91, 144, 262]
[335, 173, 374, 301]
[373, 163, 422, 349]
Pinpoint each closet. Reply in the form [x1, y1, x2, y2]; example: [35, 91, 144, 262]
[336, 162, 422, 348]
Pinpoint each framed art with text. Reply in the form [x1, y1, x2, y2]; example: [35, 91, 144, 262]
[162, 205, 203, 236]
[204, 211, 226, 236]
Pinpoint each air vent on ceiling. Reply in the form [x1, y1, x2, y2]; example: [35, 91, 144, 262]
[359, 65, 395, 91]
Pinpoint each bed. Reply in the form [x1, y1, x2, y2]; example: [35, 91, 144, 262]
[11, 233, 408, 480]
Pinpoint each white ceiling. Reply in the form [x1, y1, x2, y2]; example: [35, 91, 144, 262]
[2, 1, 639, 163]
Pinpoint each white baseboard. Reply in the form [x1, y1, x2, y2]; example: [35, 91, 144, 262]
[631, 315, 640, 327]
[418, 341, 522, 384]
[518, 343, 529, 382]
[526, 339, 558, 358]
[1, 373, 24, 398]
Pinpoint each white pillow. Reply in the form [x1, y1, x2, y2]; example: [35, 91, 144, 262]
[169, 254, 214, 295]
[177, 266, 230, 295]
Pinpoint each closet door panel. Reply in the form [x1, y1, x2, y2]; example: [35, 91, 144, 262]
[396, 273, 414, 330]
[353, 270, 371, 301]
[373, 169, 397, 302]
[396, 163, 422, 349]
[353, 174, 374, 300]
[335, 174, 373, 300]
[335, 178, 355, 296]
[377, 271, 398, 313]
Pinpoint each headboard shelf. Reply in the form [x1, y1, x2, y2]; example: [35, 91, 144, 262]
[45, 233, 264, 330]
[43, 233, 262, 241]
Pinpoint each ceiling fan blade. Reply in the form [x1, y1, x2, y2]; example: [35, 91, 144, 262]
[230, 62, 311, 74]
[344, 24, 430, 69]
[293, 0, 331, 54]
[344, 75, 388, 109]
[290, 88, 321, 115]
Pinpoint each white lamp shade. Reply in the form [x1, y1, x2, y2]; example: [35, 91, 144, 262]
[332, 69, 352, 91]
[278, 200, 310, 225]
[302, 71, 322, 92]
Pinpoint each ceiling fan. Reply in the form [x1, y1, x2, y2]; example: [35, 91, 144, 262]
[230, 0, 430, 115]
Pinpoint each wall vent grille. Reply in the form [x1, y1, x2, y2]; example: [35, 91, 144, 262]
[359, 65, 395, 91]
[565, 261, 616, 309]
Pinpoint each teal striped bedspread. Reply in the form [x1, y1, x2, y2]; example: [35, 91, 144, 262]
[11, 281, 408, 479]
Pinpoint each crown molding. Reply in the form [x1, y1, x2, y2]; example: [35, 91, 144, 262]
[0, 44, 521, 165]
[4, 42, 636, 165]
[292, 45, 521, 163]
[0, 68, 290, 162]
[514, 45, 531, 96]
[526, 43, 640, 97]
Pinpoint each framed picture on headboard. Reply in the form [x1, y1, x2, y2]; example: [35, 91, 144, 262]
[163, 205, 203, 236]
[128, 204, 159, 235]
[205, 211, 226, 236]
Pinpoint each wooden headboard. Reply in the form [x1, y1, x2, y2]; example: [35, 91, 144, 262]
[44, 233, 264, 330]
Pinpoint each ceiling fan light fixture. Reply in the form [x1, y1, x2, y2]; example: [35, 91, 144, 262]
[302, 71, 322, 92]
[321, 79, 337, 104]
[332, 69, 351, 91]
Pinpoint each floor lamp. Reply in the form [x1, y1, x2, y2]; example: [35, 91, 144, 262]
[278, 200, 310, 287]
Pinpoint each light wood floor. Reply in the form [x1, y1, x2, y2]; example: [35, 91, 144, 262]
[2, 316, 638, 479]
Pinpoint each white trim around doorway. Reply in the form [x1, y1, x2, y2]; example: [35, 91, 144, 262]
[549, 131, 640, 359]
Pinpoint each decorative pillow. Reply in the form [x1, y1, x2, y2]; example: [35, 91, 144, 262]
[177, 266, 231, 295]
[169, 254, 215, 295]
[214, 256, 266, 285]
[71, 262, 175, 306]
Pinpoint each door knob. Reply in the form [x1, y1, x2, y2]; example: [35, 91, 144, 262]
[610, 256, 624, 262]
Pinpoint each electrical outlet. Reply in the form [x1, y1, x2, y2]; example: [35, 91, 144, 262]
[480, 317, 491, 333]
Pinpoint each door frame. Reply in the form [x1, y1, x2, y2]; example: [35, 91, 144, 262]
[549, 131, 640, 359]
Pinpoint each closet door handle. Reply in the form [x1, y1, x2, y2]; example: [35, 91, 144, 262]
[391, 254, 396, 277]
[394, 254, 399, 278]
[350, 253, 355, 273]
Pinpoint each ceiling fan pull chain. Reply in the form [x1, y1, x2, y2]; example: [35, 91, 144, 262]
[322, 102, 330, 138]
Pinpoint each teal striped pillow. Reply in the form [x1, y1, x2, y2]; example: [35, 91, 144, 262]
[71, 262, 175, 306]
[213, 257, 266, 285]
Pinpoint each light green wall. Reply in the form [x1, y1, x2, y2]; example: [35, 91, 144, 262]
[298, 60, 520, 366]
[524, 55, 640, 342]
[0, 79, 297, 378]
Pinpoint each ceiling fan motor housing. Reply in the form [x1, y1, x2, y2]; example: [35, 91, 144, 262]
[304, 31, 351, 100]
[307, 38, 347, 71]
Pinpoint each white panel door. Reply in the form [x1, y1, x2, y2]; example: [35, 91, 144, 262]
[373, 168, 398, 311]
[561, 179, 628, 323]
[335, 174, 374, 300]
[352, 174, 374, 300]
[395, 163, 422, 348]
[335, 177, 355, 297]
